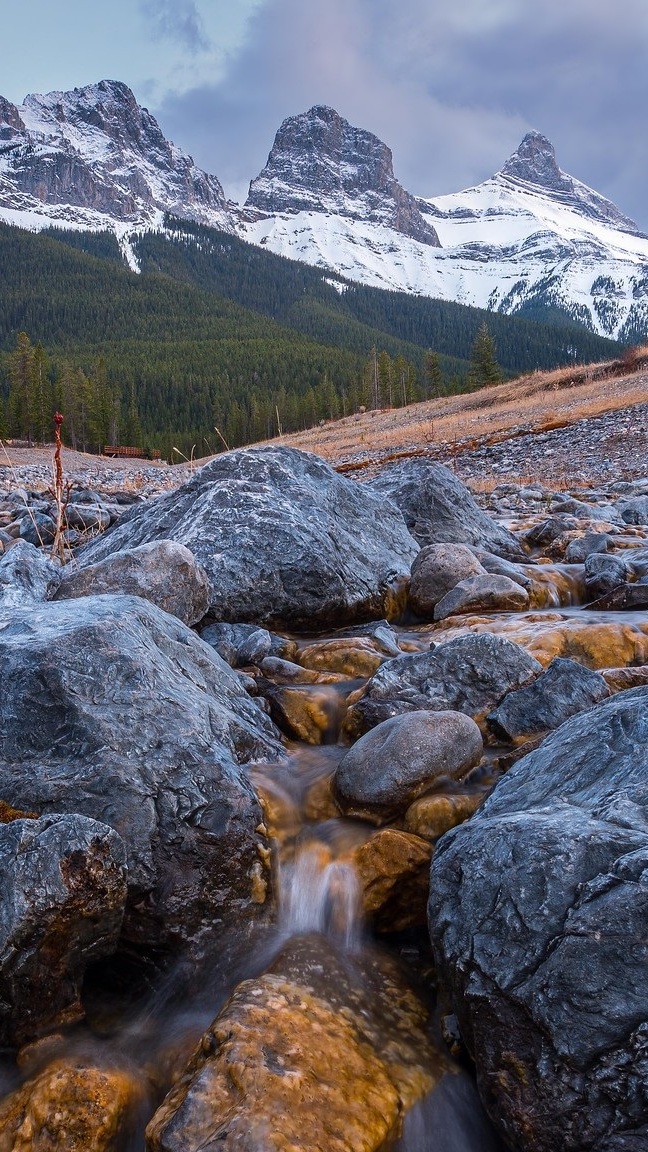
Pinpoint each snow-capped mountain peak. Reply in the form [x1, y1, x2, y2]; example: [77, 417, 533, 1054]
[0, 80, 234, 241]
[497, 130, 642, 236]
[244, 104, 439, 247]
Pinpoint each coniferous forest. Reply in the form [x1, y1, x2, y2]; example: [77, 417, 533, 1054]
[0, 218, 623, 459]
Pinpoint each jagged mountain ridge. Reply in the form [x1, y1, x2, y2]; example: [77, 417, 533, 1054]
[0, 80, 233, 247]
[0, 81, 646, 340]
[244, 104, 439, 247]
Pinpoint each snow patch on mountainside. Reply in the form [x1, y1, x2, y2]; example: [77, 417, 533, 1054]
[238, 135, 648, 340]
[1, 86, 647, 340]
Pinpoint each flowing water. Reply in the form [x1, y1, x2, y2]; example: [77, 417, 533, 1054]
[4, 554, 646, 1149]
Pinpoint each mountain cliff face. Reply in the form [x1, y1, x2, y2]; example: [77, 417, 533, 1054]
[0, 82, 646, 341]
[245, 105, 439, 247]
[0, 80, 233, 232]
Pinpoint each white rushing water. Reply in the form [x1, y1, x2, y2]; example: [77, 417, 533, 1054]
[278, 840, 363, 953]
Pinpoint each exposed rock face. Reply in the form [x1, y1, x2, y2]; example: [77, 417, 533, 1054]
[500, 131, 641, 234]
[487, 656, 610, 741]
[367, 460, 524, 560]
[245, 105, 440, 246]
[0, 540, 60, 608]
[146, 935, 447, 1152]
[0, 814, 127, 1046]
[75, 446, 419, 630]
[0, 80, 232, 228]
[429, 688, 648, 1152]
[56, 539, 211, 626]
[0, 594, 282, 967]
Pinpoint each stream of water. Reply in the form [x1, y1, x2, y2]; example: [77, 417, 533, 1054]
[4, 558, 645, 1148]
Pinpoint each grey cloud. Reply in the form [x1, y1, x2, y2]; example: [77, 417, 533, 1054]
[152, 0, 648, 227]
[140, 0, 211, 55]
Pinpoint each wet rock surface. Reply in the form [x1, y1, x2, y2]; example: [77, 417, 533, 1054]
[0, 814, 127, 1047]
[335, 710, 483, 822]
[0, 1058, 142, 1152]
[145, 935, 447, 1152]
[0, 594, 281, 968]
[346, 633, 542, 736]
[429, 689, 648, 1152]
[1, 439, 648, 1149]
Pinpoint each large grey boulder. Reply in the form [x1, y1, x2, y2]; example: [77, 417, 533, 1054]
[0, 595, 283, 969]
[583, 552, 628, 601]
[617, 495, 648, 524]
[335, 711, 483, 823]
[56, 539, 211, 626]
[0, 540, 60, 609]
[0, 813, 127, 1047]
[74, 447, 419, 630]
[487, 656, 610, 741]
[345, 634, 542, 736]
[366, 459, 524, 560]
[429, 688, 648, 1152]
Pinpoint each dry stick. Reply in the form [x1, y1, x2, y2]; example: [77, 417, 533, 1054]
[51, 412, 69, 563]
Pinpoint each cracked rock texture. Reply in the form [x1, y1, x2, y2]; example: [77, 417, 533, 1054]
[75, 446, 419, 630]
[367, 459, 524, 560]
[428, 687, 648, 1151]
[0, 594, 282, 970]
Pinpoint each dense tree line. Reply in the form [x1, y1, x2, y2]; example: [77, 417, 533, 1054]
[0, 219, 622, 459]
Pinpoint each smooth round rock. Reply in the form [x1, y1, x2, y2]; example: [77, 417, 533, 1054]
[409, 544, 486, 617]
[335, 710, 483, 822]
[434, 575, 530, 621]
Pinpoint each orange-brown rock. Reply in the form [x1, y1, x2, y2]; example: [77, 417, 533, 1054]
[0, 1059, 141, 1152]
[345, 828, 433, 932]
[264, 684, 345, 744]
[403, 792, 484, 841]
[146, 936, 446, 1152]
[432, 614, 648, 670]
[603, 665, 648, 692]
[302, 773, 342, 822]
[297, 638, 387, 677]
[0, 802, 37, 824]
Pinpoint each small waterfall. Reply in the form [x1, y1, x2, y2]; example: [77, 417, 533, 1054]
[395, 1073, 507, 1152]
[278, 840, 362, 952]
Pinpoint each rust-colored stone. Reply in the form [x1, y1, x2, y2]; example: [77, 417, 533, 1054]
[0, 1059, 141, 1152]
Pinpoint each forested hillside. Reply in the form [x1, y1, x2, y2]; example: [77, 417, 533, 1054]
[0, 220, 622, 459]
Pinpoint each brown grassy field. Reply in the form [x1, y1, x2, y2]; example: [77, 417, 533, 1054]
[265, 348, 648, 474]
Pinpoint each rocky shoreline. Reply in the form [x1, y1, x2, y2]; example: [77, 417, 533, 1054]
[0, 438, 647, 1150]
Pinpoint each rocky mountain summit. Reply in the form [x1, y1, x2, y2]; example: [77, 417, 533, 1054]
[245, 104, 440, 246]
[0, 79, 232, 233]
[1, 80, 646, 337]
[498, 131, 642, 234]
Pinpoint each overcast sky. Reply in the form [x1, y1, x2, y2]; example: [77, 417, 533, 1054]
[3, 0, 647, 227]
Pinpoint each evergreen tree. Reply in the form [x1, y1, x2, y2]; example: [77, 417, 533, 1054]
[424, 350, 444, 397]
[8, 332, 36, 442]
[469, 323, 503, 388]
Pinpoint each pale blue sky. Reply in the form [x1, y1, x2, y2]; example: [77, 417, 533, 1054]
[2, 0, 647, 228]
